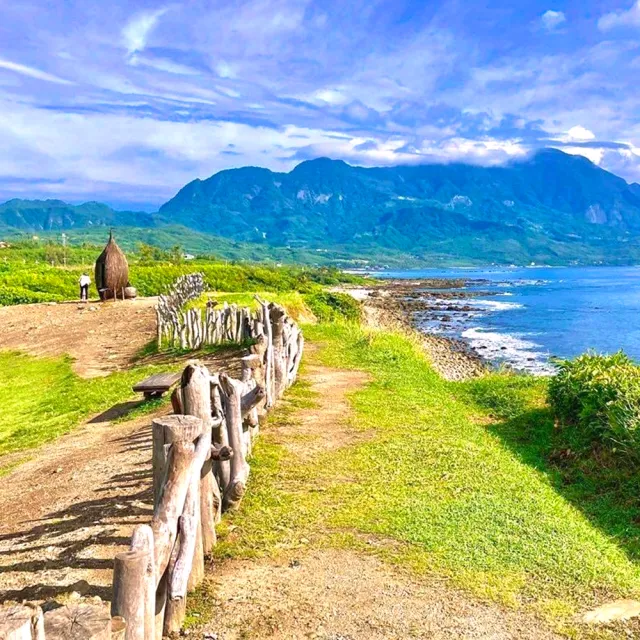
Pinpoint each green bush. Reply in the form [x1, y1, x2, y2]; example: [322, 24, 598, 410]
[548, 351, 640, 455]
[0, 286, 62, 305]
[304, 291, 361, 322]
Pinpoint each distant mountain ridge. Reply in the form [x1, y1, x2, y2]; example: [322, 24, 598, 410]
[5, 149, 640, 265]
[0, 199, 154, 231]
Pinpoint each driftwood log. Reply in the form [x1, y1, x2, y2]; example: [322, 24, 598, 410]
[219, 374, 250, 511]
[0, 604, 44, 640]
[179, 363, 219, 552]
[44, 604, 111, 640]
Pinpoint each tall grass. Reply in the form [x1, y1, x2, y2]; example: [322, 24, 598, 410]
[549, 351, 640, 457]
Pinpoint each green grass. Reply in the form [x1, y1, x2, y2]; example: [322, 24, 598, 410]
[188, 290, 316, 323]
[0, 240, 366, 306]
[0, 351, 171, 460]
[214, 322, 640, 633]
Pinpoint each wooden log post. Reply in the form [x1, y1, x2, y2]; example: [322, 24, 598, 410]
[45, 604, 111, 640]
[155, 307, 162, 350]
[210, 375, 230, 498]
[0, 604, 44, 640]
[112, 549, 148, 640]
[255, 297, 274, 408]
[291, 332, 305, 384]
[158, 419, 212, 635]
[150, 420, 200, 579]
[169, 474, 200, 601]
[151, 416, 201, 508]
[269, 304, 288, 400]
[220, 374, 250, 511]
[129, 525, 155, 640]
[179, 363, 219, 552]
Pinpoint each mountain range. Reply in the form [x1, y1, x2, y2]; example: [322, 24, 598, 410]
[4, 149, 640, 266]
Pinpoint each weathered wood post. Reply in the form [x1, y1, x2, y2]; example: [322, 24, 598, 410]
[0, 604, 44, 640]
[220, 374, 250, 511]
[179, 363, 219, 552]
[270, 304, 287, 400]
[256, 297, 274, 408]
[111, 549, 148, 640]
[210, 374, 230, 495]
[149, 417, 201, 636]
[45, 603, 111, 639]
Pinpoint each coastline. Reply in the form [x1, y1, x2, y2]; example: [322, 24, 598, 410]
[337, 280, 487, 381]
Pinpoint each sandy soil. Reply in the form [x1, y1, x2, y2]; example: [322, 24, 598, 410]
[0, 298, 158, 377]
[204, 550, 561, 640]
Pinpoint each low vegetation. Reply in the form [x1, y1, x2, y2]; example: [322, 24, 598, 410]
[0, 352, 170, 464]
[549, 351, 640, 458]
[4, 254, 640, 634]
[216, 323, 640, 634]
[0, 239, 365, 306]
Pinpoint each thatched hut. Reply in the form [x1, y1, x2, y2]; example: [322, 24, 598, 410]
[95, 230, 130, 300]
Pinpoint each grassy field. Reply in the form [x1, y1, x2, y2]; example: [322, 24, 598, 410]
[214, 322, 640, 635]
[0, 240, 365, 306]
[0, 352, 171, 465]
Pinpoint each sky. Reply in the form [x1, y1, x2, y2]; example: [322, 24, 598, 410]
[2, 0, 640, 210]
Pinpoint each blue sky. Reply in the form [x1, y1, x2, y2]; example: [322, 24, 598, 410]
[2, 0, 640, 209]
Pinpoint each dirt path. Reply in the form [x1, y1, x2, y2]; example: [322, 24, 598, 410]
[0, 298, 158, 377]
[0, 408, 159, 603]
[0, 355, 243, 604]
[201, 362, 562, 640]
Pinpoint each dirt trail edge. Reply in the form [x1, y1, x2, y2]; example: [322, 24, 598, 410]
[201, 362, 561, 640]
[0, 298, 158, 377]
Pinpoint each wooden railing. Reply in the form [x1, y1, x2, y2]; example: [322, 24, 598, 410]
[0, 300, 303, 639]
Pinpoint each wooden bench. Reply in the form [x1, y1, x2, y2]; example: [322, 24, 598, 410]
[133, 372, 181, 399]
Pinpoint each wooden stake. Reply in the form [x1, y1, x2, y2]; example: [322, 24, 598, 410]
[180, 363, 218, 552]
[0, 604, 44, 640]
[44, 604, 111, 640]
[111, 549, 148, 640]
[219, 374, 250, 511]
[129, 525, 155, 640]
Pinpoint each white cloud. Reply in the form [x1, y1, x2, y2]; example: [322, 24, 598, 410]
[541, 10, 566, 31]
[122, 8, 169, 56]
[0, 58, 74, 85]
[567, 125, 595, 141]
[560, 147, 604, 165]
[598, 0, 640, 30]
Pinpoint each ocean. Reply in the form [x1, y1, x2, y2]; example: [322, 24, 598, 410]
[374, 266, 640, 375]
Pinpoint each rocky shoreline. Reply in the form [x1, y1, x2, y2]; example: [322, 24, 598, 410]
[340, 279, 489, 381]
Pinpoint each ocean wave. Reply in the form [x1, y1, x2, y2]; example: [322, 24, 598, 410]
[473, 299, 524, 311]
[461, 327, 555, 375]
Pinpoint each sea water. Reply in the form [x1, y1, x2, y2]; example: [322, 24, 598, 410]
[374, 266, 640, 375]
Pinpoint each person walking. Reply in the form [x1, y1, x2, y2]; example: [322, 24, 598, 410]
[79, 273, 91, 301]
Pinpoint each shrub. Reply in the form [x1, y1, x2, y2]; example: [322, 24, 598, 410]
[548, 352, 640, 456]
[0, 286, 63, 306]
[304, 291, 361, 322]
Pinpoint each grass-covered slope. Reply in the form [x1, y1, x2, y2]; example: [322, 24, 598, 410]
[0, 352, 169, 461]
[217, 322, 640, 633]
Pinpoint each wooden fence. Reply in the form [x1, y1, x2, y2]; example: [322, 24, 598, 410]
[0, 299, 304, 639]
[157, 300, 275, 351]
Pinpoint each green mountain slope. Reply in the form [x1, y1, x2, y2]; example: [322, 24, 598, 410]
[0, 199, 154, 231]
[4, 149, 640, 265]
[156, 149, 640, 264]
